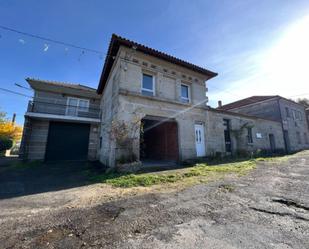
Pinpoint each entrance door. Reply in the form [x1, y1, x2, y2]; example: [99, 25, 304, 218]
[195, 124, 206, 157]
[223, 119, 231, 153]
[269, 134, 276, 152]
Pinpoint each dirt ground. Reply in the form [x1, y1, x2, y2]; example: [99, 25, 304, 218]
[1, 151, 309, 249]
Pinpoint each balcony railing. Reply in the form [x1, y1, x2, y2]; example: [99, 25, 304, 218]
[27, 100, 101, 119]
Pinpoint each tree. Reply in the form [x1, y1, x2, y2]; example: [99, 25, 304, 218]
[0, 110, 23, 141]
[296, 98, 309, 108]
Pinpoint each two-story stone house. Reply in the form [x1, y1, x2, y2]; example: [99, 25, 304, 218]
[97, 35, 217, 167]
[217, 96, 309, 152]
[20, 34, 289, 165]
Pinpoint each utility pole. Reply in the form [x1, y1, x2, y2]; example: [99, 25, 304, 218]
[12, 113, 16, 125]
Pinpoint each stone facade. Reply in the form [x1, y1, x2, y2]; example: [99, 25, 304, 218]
[20, 80, 100, 161]
[222, 97, 309, 152]
[98, 45, 289, 167]
[98, 47, 211, 167]
[20, 36, 309, 165]
[206, 110, 285, 155]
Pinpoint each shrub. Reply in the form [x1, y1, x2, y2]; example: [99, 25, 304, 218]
[235, 149, 250, 158]
[0, 136, 13, 154]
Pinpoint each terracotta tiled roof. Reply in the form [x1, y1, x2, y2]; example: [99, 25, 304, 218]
[97, 34, 218, 94]
[217, 95, 279, 110]
[26, 78, 96, 92]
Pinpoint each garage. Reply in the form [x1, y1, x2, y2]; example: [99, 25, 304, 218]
[45, 122, 90, 161]
[140, 117, 179, 161]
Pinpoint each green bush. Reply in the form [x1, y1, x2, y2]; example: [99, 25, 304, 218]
[0, 136, 13, 153]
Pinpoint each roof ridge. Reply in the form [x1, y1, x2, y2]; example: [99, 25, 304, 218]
[26, 78, 96, 91]
[97, 34, 218, 94]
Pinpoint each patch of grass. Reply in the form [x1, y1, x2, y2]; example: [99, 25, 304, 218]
[90, 160, 257, 188]
[218, 184, 235, 192]
[89, 153, 297, 188]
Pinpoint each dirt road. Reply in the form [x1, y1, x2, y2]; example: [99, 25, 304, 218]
[1, 151, 309, 248]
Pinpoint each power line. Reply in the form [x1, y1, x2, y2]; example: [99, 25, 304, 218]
[0, 24, 104, 55]
[15, 83, 32, 91]
[0, 87, 32, 98]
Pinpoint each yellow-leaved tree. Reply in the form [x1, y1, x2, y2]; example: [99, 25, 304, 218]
[0, 111, 23, 154]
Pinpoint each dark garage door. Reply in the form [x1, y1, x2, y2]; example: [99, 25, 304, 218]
[45, 122, 90, 161]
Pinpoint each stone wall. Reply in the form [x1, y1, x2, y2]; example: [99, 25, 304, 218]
[226, 97, 309, 152]
[278, 98, 309, 151]
[22, 119, 99, 161]
[23, 119, 50, 160]
[206, 110, 285, 155]
[228, 98, 281, 121]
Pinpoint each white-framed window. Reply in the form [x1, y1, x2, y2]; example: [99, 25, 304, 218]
[180, 84, 190, 103]
[141, 73, 155, 96]
[66, 97, 89, 116]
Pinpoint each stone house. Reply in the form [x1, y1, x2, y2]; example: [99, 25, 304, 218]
[217, 96, 309, 152]
[20, 34, 296, 165]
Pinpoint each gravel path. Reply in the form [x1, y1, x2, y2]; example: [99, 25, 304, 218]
[1, 151, 309, 249]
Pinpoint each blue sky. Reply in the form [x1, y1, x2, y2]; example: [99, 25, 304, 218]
[1, 0, 309, 125]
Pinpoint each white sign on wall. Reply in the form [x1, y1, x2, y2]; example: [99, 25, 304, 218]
[256, 133, 262, 139]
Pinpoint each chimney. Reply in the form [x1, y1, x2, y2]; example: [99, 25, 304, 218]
[218, 100, 222, 108]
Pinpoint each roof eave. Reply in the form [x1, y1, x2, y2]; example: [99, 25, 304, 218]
[97, 34, 218, 94]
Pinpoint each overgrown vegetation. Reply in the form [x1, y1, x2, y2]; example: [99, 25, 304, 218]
[89, 160, 260, 188]
[89, 153, 295, 188]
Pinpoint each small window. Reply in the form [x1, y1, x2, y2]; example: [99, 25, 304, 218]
[141, 74, 154, 96]
[99, 136, 102, 148]
[285, 107, 290, 118]
[247, 127, 253, 144]
[181, 84, 190, 103]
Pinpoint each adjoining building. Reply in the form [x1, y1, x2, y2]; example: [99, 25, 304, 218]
[217, 96, 309, 152]
[19, 34, 307, 166]
[19, 79, 100, 161]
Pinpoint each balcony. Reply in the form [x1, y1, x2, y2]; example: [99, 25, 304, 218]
[26, 100, 101, 123]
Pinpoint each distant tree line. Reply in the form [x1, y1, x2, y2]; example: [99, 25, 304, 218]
[296, 98, 309, 108]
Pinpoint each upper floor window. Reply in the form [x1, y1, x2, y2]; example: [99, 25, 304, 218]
[66, 97, 89, 116]
[181, 84, 190, 103]
[247, 127, 253, 144]
[141, 73, 154, 96]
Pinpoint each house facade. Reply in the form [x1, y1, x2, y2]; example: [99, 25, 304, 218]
[218, 96, 309, 152]
[20, 79, 100, 161]
[206, 109, 285, 156]
[97, 35, 217, 167]
[19, 34, 303, 165]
